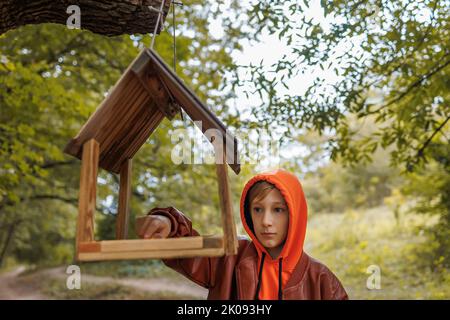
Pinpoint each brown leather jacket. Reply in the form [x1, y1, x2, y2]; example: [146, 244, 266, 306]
[150, 207, 349, 300]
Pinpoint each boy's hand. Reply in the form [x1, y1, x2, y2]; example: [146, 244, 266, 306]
[136, 215, 171, 239]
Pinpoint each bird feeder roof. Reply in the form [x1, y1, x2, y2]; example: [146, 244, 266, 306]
[64, 48, 240, 175]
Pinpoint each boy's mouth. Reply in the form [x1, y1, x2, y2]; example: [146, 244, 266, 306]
[261, 232, 277, 237]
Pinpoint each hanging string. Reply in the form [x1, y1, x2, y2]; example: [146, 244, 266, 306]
[148, 0, 186, 122]
[149, 0, 166, 49]
[172, 2, 177, 73]
[169, 1, 182, 72]
[171, 1, 186, 122]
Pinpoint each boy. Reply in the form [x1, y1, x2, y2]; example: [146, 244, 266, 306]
[137, 169, 348, 300]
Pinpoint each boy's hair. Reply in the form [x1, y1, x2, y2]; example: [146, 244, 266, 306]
[244, 181, 276, 233]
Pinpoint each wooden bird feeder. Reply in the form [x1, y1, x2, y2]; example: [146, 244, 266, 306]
[64, 48, 240, 262]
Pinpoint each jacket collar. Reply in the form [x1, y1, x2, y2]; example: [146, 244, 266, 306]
[235, 242, 310, 299]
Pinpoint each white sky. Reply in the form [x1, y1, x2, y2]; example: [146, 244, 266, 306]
[170, 0, 414, 172]
[207, 0, 345, 171]
[211, 0, 349, 104]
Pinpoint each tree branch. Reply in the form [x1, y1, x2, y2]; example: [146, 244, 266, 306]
[363, 0, 440, 90]
[0, 0, 171, 36]
[416, 115, 450, 158]
[41, 160, 77, 169]
[30, 194, 78, 206]
[26, 194, 113, 214]
[366, 52, 450, 115]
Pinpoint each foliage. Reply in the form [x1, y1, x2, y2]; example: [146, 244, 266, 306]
[0, 0, 248, 265]
[0, 1, 448, 300]
[236, 0, 449, 270]
[307, 206, 450, 299]
[238, 0, 449, 170]
[401, 141, 450, 268]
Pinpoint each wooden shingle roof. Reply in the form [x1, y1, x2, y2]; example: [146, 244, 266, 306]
[64, 49, 240, 174]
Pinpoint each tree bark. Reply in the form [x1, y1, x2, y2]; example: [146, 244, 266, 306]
[0, 0, 171, 36]
[0, 220, 20, 267]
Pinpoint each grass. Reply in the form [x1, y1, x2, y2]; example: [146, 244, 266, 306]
[78, 259, 182, 279]
[6, 205, 448, 300]
[71, 205, 450, 300]
[41, 278, 200, 300]
[305, 205, 450, 299]
[14, 270, 200, 300]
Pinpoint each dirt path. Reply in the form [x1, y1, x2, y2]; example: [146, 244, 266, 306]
[0, 266, 208, 300]
[45, 266, 208, 298]
[0, 266, 48, 300]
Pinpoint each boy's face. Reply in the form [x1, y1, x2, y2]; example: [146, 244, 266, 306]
[250, 187, 289, 255]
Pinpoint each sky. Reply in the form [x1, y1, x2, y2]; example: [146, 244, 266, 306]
[160, 0, 404, 173]
[206, 0, 346, 172]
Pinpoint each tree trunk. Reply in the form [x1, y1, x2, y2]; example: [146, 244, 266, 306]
[0, 0, 172, 37]
[0, 220, 20, 267]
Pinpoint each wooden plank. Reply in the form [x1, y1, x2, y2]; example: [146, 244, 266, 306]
[78, 238, 223, 254]
[107, 102, 164, 173]
[64, 71, 137, 158]
[98, 86, 160, 172]
[64, 48, 241, 175]
[216, 158, 239, 255]
[76, 139, 99, 258]
[63, 50, 166, 174]
[116, 159, 132, 239]
[78, 248, 225, 262]
[65, 49, 150, 151]
[132, 102, 165, 145]
[123, 104, 163, 159]
[130, 49, 151, 77]
[96, 78, 146, 160]
[203, 235, 224, 249]
[78, 242, 101, 253]
[100, 237, 204, 253]
[98, 80, 148, 157]
[133, 67, 179, 119]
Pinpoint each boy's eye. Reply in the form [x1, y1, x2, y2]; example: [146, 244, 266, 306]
[253, 207, 262, 213]
[275, 207, 286, 213]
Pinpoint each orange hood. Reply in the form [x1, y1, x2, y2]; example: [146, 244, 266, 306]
[240, 169, 308, 300]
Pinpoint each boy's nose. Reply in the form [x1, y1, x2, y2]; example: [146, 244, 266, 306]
[262, 213, 273, 227]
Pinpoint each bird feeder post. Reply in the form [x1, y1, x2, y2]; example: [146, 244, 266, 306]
[116, 159, 132, 239]
[216, 151, 238, 255]
[75, 138, 99, 260]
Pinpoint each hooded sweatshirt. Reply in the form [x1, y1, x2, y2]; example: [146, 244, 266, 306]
[240, 169, 307, 300]
[152, 170, 348, 300]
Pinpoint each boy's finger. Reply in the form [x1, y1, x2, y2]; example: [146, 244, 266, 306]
[144, 220, 160, 238]
[140, 216, 158, 237]
[138, 218, 151, 237]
